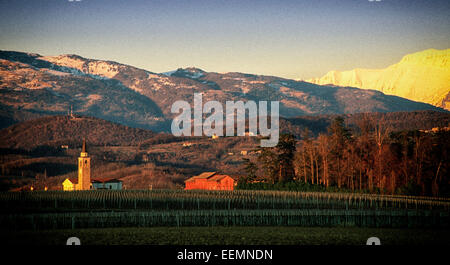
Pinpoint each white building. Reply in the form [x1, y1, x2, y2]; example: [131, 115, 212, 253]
[91, 178, 123, 190]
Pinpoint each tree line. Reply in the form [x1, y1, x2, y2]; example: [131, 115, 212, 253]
[240, 115, 450, 197]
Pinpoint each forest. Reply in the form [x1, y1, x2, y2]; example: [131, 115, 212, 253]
[241, 115, 450, 197]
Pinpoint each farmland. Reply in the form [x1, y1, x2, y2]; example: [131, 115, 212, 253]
[3, 227, 450, 245]
[1, 189, 449, 245]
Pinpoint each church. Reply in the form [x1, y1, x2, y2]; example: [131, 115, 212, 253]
[62, 138, 91, 191]
[62, 138, 122, 191]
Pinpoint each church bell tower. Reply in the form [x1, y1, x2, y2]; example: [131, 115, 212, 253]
[78, 138, 91, 190]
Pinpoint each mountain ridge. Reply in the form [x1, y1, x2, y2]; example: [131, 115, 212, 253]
[0, 50, 446, 132]
[306, 48, 450, 110]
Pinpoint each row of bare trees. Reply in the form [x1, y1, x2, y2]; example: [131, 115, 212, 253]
[247, 115, 449, 196]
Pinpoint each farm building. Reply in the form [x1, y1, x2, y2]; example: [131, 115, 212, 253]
[185, 172, 235, 191]
[91, 178, 123, 190]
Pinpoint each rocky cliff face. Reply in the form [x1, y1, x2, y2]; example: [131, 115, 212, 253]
[306, 49, 450, 110]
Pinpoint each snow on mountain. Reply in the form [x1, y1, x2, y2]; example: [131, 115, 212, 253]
[39, 54, 121, 78]
[0, 50, 446, 132]
[306, 49, 450, 110]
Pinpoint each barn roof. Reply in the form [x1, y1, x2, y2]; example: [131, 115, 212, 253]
[208, 174, 232, 182]
[194, 172, 218, 179]
[185, 172, 217, 182]
[184, 172, 235, 183]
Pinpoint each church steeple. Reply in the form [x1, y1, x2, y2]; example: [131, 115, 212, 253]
[80, 137, 88, 158]
[82, 137, 86, 153]
[78, 138, 91, 190]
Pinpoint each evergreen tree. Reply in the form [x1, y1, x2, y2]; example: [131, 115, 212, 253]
[242, 158, 258, 183]
[258, 134, 297, 183]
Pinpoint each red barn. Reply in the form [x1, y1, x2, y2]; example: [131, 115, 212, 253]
[184, 172, 235, 190]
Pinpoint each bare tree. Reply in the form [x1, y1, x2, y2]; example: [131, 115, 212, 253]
[317, 134, 329, 187]
[373, 117, 390, 191]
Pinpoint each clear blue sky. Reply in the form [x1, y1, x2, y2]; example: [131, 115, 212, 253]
[0, 0, 449, 79]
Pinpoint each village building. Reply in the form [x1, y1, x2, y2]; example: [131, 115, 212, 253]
[91, 178, 123, 190]
[62, 138, 91, 191]
[184, 172, 235, 191]
[62, 177, 79, 191]
[62, 138, 122, 191]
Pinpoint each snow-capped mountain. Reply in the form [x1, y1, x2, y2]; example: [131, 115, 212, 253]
[0, 50, 445, 131]
[306, 49, 450, 110]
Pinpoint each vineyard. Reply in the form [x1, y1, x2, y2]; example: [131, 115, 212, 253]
[0, 190, 449, 230]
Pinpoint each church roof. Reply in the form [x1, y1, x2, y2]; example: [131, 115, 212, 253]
[82, 138, 87, 153]
[64, 178, 78, 184]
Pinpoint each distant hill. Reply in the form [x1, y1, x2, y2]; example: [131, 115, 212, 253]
[0, 50, 446, 132]
[306, 49, 450, 110]
[0, 115, 157, 150]
[1, 110, 448, 151]
[281, 110, 450, 136]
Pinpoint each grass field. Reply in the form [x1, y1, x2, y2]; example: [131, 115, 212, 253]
[2, 226, 449, 245]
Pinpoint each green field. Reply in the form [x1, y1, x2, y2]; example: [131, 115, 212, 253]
[1, 189, 449, 245]
[2, 227, 450, 245]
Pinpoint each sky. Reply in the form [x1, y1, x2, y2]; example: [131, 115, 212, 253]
[0, 0, 449, 79]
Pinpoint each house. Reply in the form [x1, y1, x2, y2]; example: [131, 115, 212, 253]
[62, 178, 80, 191]
[91, 178, 123, 190]
[184, 172, 235, 191]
